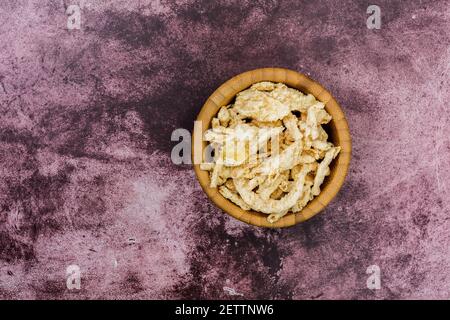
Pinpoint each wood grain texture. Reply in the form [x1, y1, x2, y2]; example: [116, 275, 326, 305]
[192, 68, 352, 228]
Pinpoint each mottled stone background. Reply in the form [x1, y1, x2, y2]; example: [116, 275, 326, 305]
[0, 0, 449, 300]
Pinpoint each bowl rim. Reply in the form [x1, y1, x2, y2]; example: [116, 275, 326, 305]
[192, 67, 352, 228]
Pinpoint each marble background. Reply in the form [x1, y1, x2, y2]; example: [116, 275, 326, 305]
[0, 0, 449, 299]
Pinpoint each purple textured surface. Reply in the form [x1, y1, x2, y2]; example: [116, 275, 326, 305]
[0, 0, 449, 299]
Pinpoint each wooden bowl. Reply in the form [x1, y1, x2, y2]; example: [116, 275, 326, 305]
[192, 67, 351, 228]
